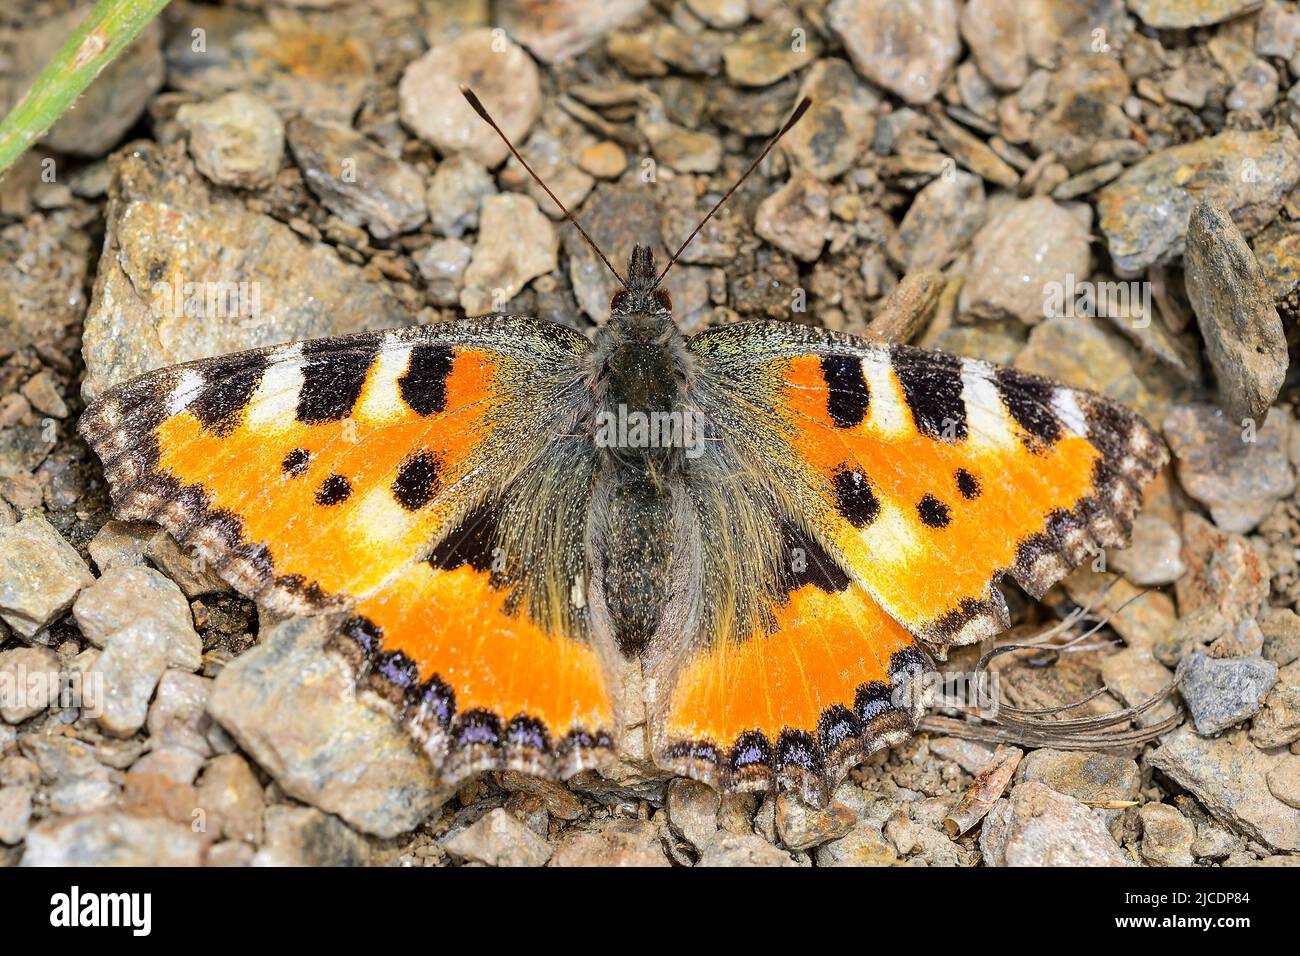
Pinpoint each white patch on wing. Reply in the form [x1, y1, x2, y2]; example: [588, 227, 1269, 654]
[244, 345, 305, 431]
[168, 369, 206, 416]
[350, 482, 418, 547]
[356, 342, 413, 423]
[861, 353, 912, 441]
[852, 501, 922, 571]
[960, 360, 1017, 451]
[1051, 388, 1088, 437]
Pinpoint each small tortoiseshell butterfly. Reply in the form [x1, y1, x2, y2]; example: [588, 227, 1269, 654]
[79, 92, 1167, 806]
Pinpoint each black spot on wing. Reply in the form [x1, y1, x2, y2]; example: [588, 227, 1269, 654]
[281, 448, 310, 476]
[189, 353, 269, 436]
[891, 347, 967, 441]
[399, 344, 455, 416]
[994, 366, 1061, 447]
[427, 500, 501, 574]
[297, 339, 376, 424]
[832, 467, 879, 528]
[315, 473, 352, 505]
[776, 520, 851, 597]
[392, 452, 441, 510]
[917, 493, 951, 528]
[955, 468, 981, 499]
[819, 355, 870, 429]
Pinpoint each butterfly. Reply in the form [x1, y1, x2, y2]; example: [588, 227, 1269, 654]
[78, 91, 1167, 806]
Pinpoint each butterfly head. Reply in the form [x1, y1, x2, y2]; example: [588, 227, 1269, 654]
[611, 245, 672, 317]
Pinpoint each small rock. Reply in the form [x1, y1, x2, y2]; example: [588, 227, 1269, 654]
[505, 127, 594, 221]
[426, 156, 496, 238]
[21, 812, 205, 866]
[889, 171, 985, 272]
[89, 619, 172, 738]
[927, 736, 998, 775]
[960, 0, 1027, 91]
[207, 616, 440, 838]
[1148, 727, 1300, 852]
[578, 141, 628, 179]
[697, 831, 798, 866]
[196, 753, 265, 845]
[1139, 803, 1195, 866]
[959, 197, 1091, 325]
[0, 785, 33, 844]
[980, 783, 1129, 866]
[665, 777, 720, 852]
[460, 193, 558, 317]
[686, 0, 749, 28]
[829, 0, 960, 105]
[445, 807, 554, 866]
[20, 736, 118, 816]
[253, 805, 372, 866]
[399, 28, 541, 168]
[128, 747, 204, 787]
[499, 0, 648, 64]
[1251, 676, 1300, 749]
[0, 516, 94, 639]
[1261, 609, 1300, 667]
[1098, 128, 1300, 276]
[1183, 201, 1289, 423]
[19, 371, 68, 419]
[1163, 405, 1294, 534]
[0, 645, 60, 724]
[1177, 513, 1269, 625]
[783, 59, 879, 181]
[146, 670, 213, 756]
[1015, 749, 1141, 804]
[496, 770, 585, 821]
[1101, 648, 1178, 728]
[1130, 0, 1266, 29]
[775, 793, 856, 850]
[86, 521, 154, 571]
[723, 23, 818, 87]
[1193, 821, 1241, 860]
[640, 104, 722, 173]
[176, 92, 284, 189]
[755, 171, 830, 262]
[1266, 757, 1300, 809]
[287, 118, 427, 239]
[1111, 514, 1185, 586]
[415, 238, 472, 307]
[814, 823, 897, 866]
[73, 565, 202, 672]
[550, 818, 670, 867]
[1228, 59, 1280, 111]
[1180, 652, 1278, 736]
[1258, 1, 1300, 60]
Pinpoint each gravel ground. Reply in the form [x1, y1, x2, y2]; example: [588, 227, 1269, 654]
[1, 0, 1299, 866]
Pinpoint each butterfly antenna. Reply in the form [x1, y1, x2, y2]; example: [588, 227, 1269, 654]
[653, 96, 812, 289]
[460, 85, 628, 290]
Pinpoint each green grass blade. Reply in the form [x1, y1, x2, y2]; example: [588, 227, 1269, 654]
[0, 0, 171, 178]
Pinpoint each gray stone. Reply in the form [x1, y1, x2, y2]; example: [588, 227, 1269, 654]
[426, 155, 495, 238]
[177, 92, 284, 189]
[1180, 653, 1277, 736]
[499, 0, 648, 64]
[755, 172, 830, 263]
[81, 142, 409, 401]
[287, 117, 427, 239]
[444, 807, 554, 866]
[723, 23, 818, 87]
[1148, 726, 1300, 852]
[697, 830, 798, 867]
[146, 671, 213, 756]
[207, 616, 441, 838]
[1098, 129, 1300, 277]
[1110, 514, 1185, 587]
[0, 645, 60, 723]
[1015, 749, 1141, 804]
[889, 171, 985, 272]
[460, 194, 558, 317]
[0, 785, 32, 844]
[665, 777, 720, 852]
[980, 783, 1130, 866]
[415, 238, 472, 307]
[1139, 803, 1196, 866]
[960, 197, 1091, 325]
[21, 812, 205, 866]
[960, 0, 1027, 91]
[73, 565, 202, 672]
[0, 516, 93, 638]
[813, 823, 898, 866]
[1130, 0, 1264, 29]
[196, 753, 264, 845]
[89, 619, 172, 738]
[1266, 757, 1300, 809]
[783, 59, 879, 181]
[829, 0, 960, 105]
[550, 818, 670, 867]
[1183, 201, 1289, 423]
[775, 793, 856, 850]
[20, 736, 118, 816]
[252, 805, 371, 866]
[399, 28, 541, 168]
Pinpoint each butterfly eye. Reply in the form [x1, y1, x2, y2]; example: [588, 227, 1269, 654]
[654, 290, 672, 312]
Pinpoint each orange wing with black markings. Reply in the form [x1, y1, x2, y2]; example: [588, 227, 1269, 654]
[654, 322, 1167, 800]
[80, 317, 618, 783]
